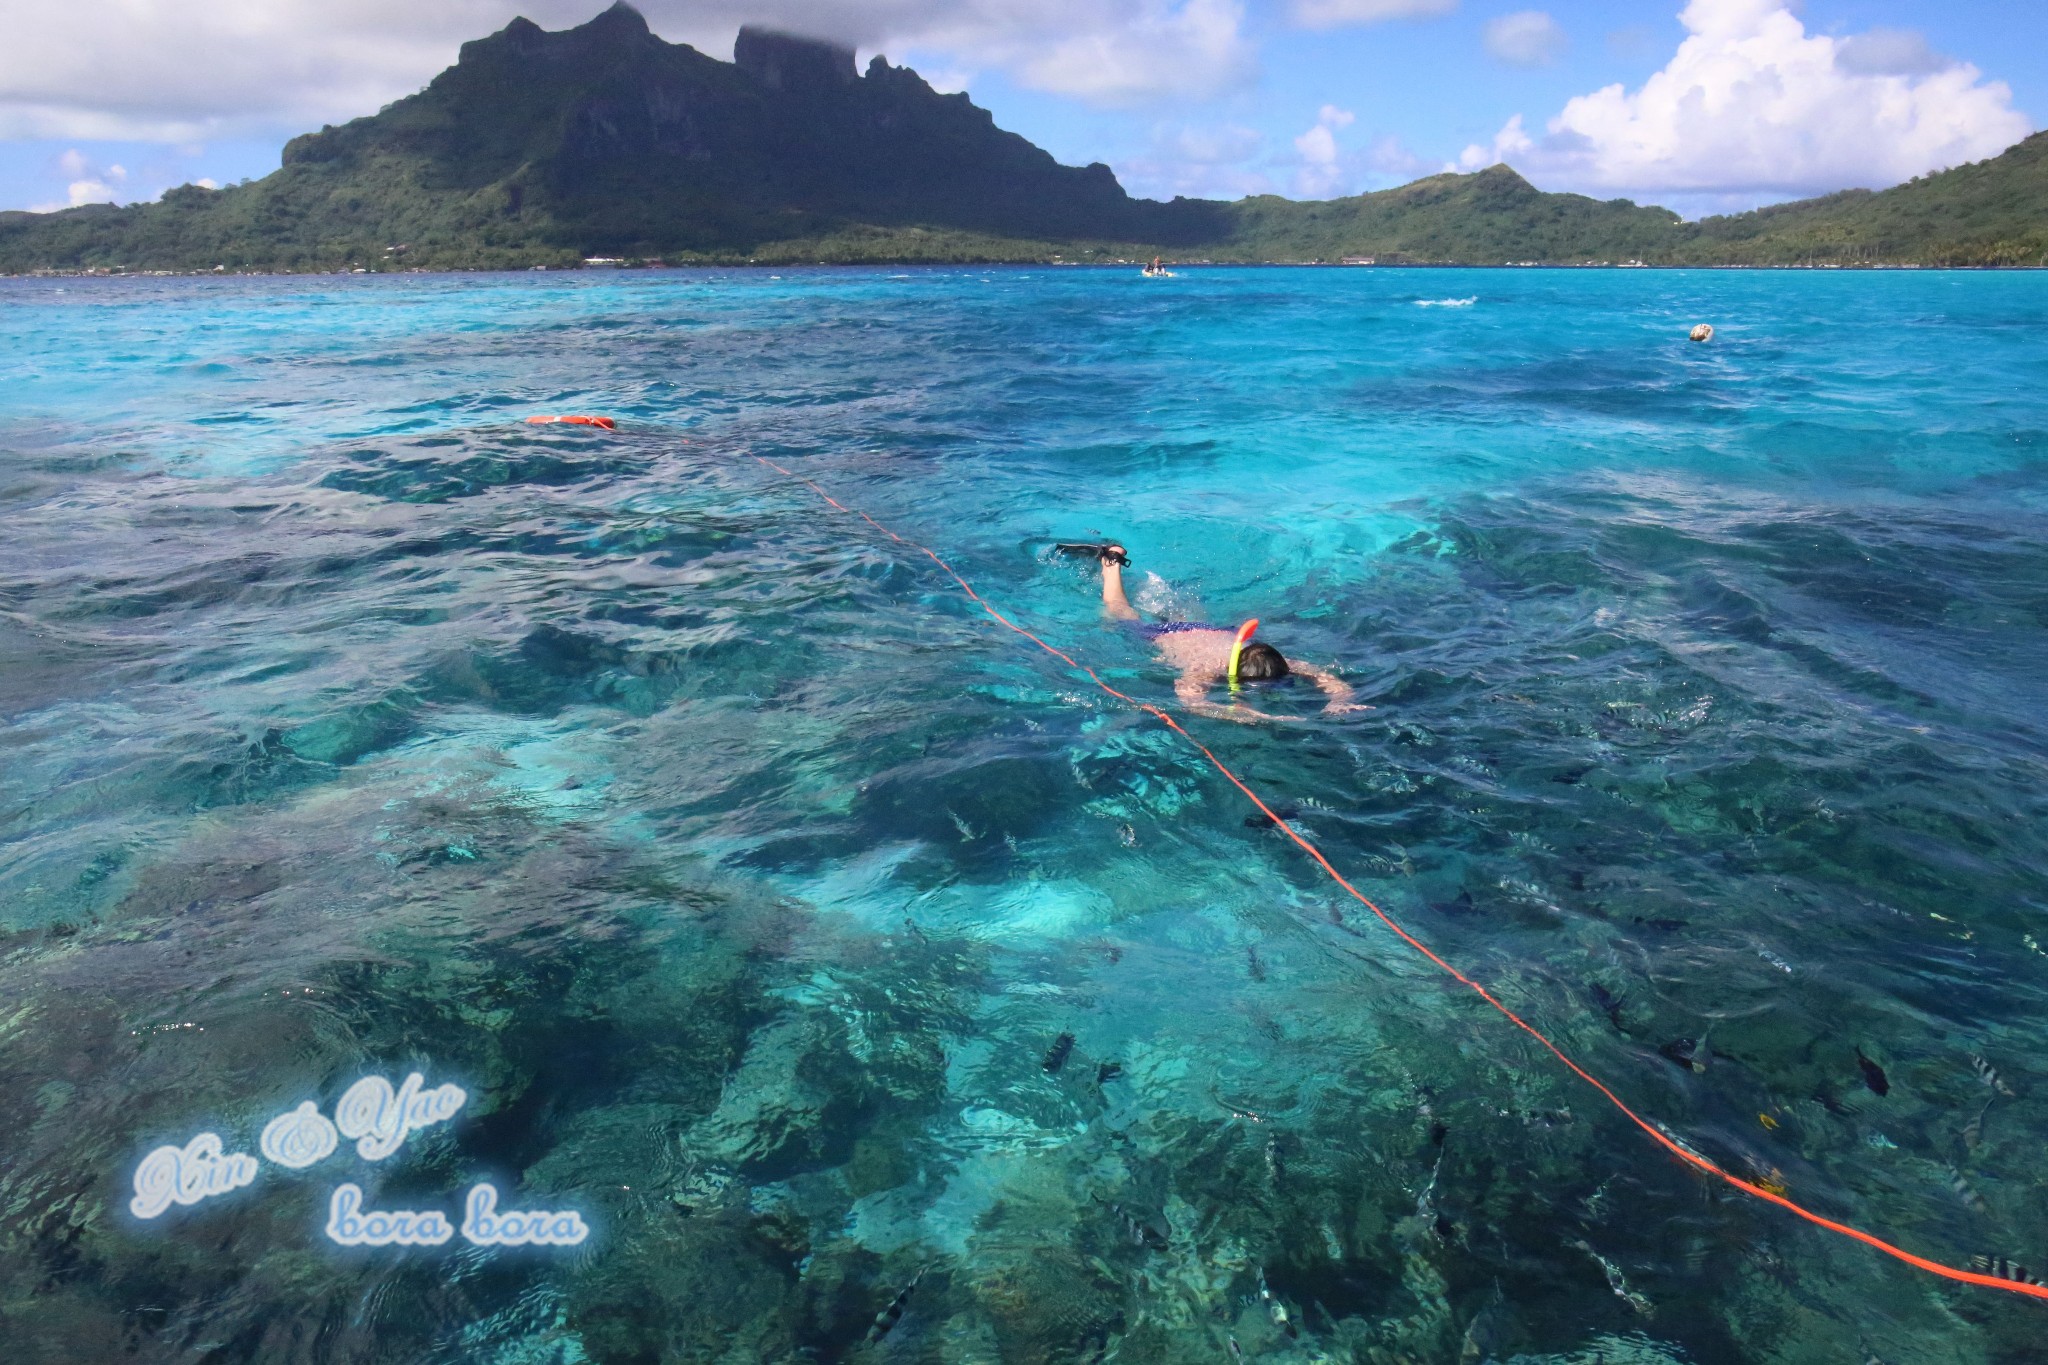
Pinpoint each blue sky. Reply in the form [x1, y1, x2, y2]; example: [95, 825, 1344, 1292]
[3, 1, 2039, 219]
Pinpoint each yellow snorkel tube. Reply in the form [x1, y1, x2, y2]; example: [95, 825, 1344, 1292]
[1226, 618, 1260, 693]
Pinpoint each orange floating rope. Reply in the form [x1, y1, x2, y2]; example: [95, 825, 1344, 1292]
[748, 451, 2048, 1303]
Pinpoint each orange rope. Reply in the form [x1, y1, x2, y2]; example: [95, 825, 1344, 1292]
[750, 454, 2047, 1302]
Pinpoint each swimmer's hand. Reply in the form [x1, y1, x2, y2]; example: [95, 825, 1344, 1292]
[1292, 663, 1367, 715]
[1057, 541, 1131, 567]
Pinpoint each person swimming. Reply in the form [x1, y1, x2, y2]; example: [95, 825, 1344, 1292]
[1074, 542, 1366, 724]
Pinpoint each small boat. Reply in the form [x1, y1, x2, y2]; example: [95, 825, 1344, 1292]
[1141, 256, 1175, 278]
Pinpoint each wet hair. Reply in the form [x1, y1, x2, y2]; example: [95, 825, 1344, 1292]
[1235, 642, 1290, 682]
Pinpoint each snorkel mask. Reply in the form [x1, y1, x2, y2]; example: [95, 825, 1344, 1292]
[1226, 618, 1260, 692]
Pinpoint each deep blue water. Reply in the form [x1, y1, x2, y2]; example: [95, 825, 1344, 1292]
[2, 267, 2046, 1364]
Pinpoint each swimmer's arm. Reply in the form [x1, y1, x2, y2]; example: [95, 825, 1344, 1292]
[1100, 553, 1140, 621]
[1292, 663, 1371, 715]
[1176, 673, 1301, 725]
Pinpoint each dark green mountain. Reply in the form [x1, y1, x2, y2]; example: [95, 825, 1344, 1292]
[2, 3, 2042, 272]
[0, 3, 1225, 272]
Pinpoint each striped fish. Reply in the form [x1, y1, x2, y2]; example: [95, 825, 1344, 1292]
[864, 1264, 929, 1346]
[1970, 1254, 2039, 1285]
[1041, 1032, 1075, 1073]
[1970, 1053, 2016, 1096]
[1963, 1099, 1991, 1151]
[1100, 1198, 1170, 1252]
[1945, 1166, 1986, 1213]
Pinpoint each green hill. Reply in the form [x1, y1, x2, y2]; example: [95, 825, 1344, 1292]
[1673, 132, 2048, 267]
[1, 3, 2042, 272]
[1218, 167, 1682, 265]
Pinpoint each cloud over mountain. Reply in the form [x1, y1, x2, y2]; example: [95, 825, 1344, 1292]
[0, 0, 1259, 140]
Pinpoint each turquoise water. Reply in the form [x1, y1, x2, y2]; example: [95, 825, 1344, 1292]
[2, 267, 2046, 1364]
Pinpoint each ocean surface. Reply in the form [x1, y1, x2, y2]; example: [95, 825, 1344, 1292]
[2, 266, 2045, 1365]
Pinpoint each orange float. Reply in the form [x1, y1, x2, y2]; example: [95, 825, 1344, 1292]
[524, 415, 616, 430]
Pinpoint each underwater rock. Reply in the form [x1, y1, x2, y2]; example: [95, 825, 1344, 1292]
[280, 692, 418, 765]
[1586, 982, 1627, 1030]
[1458, 1287, 1525, 1363]
[690, 981, 952, 1182]
[693, 1013, 865, 1175]
[968, 1244, 1120, 1365]
[564, 1213, 803, 1362]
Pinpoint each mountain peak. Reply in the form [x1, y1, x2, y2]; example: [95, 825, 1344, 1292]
[470, 3, 653, 63]
[589, 2, 650, 38]
[733, 26, 857, 90]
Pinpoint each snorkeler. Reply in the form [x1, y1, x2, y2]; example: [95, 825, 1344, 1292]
[1068, 542, 1365, 724]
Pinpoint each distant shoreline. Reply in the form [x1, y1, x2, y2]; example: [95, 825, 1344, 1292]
[7, 260, 2044, 280]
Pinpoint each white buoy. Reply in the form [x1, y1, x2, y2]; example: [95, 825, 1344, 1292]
[1689, 323, 1714, 342]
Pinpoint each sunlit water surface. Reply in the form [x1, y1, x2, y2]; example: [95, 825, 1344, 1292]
[3, 267, 2047, 1364]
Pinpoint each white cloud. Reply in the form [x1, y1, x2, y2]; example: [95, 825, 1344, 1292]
[32, 148, 133, 209]
[1295, 126, 1338, 166]
[1457, 0, 2032, 206]
[1454, 112, 1531, 170]
[1293, 104, 1356, 195]
[1116, 121, 1273, 199]
[1606, 24, 1657, 61]
[1365, 133, 1433, 180]
[1834, 28, 1949, 78]
[0, 1, 1259, 141]
[1483, 10, 1564, 67]
[1004, 0, 1253, 104]
[1122, 106, 1444, 201]
[1291, 0, 1457, 31]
